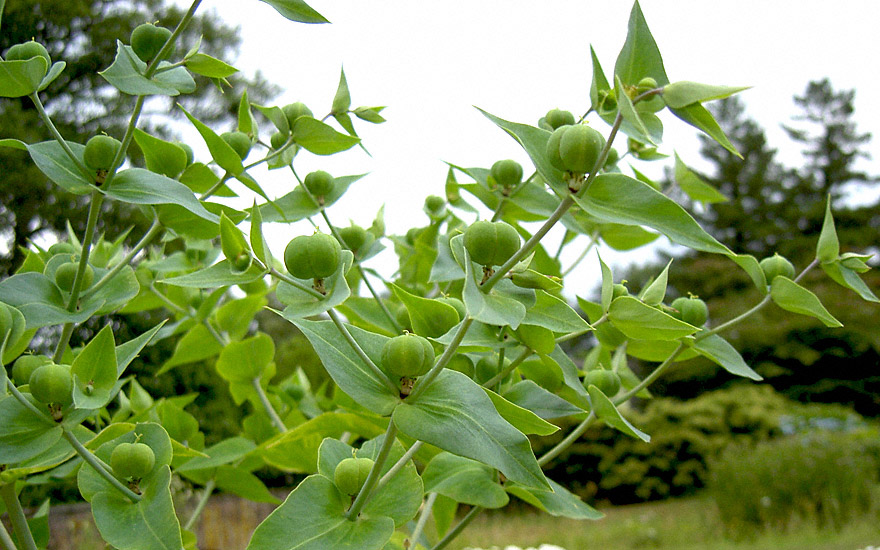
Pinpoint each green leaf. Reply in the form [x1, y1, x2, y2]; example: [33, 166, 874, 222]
[502, 380, 585, 420]
[0, 395, 63, 464]
[332, 66, 351, 114]
[238, 91, 257, 136]
[215, 465, 280, 503]
[668, 102, 740, 157]
[505, 478, 603, 520]
[522, 290, 591, 333]
[422, 452, 509, 509]
[220, 212, 250, 265]
[691, 334, 761, 381]
[132, 129, 188, 178]
[0, 272, 102, 329]
[640, 260, 671, 306]
[257, 0, 329, 24]
[291, 319, 399, 416]
[821, 261, 879, 303]
[292, 116, 360, 155]
[25, 140, 93, 195]
[770, 276, 842, 328]
[185, 53, 238, 78]
[352, 106, 386, 124]
[107, 169, 219, 223]
[177, 437, 256, 473]
[482, 388, 558, 436]
[246, 476, 393, 550]
[609, 296, 698, 340]
[216, 333, 275, 383]
[71, 325, 118, 409]
[460, 237, 530, 329]
[159, 259, 266, 288]
[393, 369, 550, 490]
[598, 253, 613, 311]
[588, 385, 650, 441]
[249, 202, 269, 265]
[179, 104, 244, 175]
[258, 174, 365, 223]
[37, 60, 66, 92]
[614, 1, 669, 87]
[589, 46, 611, 111]
[391, 284, 460, 338]
[158, 324, 224, 374]
[662, 81, 750, 109]
[816, 195, 839, 262]
[100, 41, 193, 96]
[615, 74, 658, 145]
[674, 152, 728, 203]
[275, 251, 353, 319]
[217, 295, 267, 340]
[0, 57, 47, 97]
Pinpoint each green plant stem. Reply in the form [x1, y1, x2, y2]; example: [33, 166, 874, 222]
[0, 520, 18, 550]
[145, 0, 202, 79]
[371, 441, 423, 496]
[561, 230, 600, 278]
[148, 284, 189, 315]
[431, 504, 483, 550]
[183, 479, 216, 531]
[483, 347, 531, 388]
[252, 377, 287, 433]
[82, 217, 162, 300]
[199, 171, 232, 201]
[61, 428, 141, 503]
[537, 411, 597, 467]
[346, 421, 398, 520]
[613, 343, 684, 406]
[0, 483, 39, 550]
[6, 379, 56, 426]
[267, 266, 324, 299]
[28, 92, 93, 181]
[409, 492, 437, 547]
[408, 317, 474, 401]
[327, 309, 399, 395]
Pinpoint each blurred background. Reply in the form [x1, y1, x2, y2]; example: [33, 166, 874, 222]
[1, 1, 879, 548]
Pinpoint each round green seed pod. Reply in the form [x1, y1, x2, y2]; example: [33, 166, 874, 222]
[381, 333, 435, 378]
[446, 354, 475, 378]
[176, 142, 194, 166]
[583, 369, 621, 396]
[424, 195, 446, 214]
[395, 304, 412, 332]
[303, 170, 335, 198]
[54, 262, 93, 292]
[603, 148, 620, 169]
[612, 283, 629, 300]
[490, 159, 523, 188]
[544, 109, 575, 130]
[110, 442, 156, 480]
[557, 124, 606, 174]
[48, 242, 77, 256]
[284, 233, 341, 280]
[221, 131, 252, 161]
[28, 363, 73, 406]
[83, 135, 122, 172]
[759, 253, 796, 283]
[437, 296, 466, 321]
[337, 224, 369, 254]
[270, 131, 288, 150]
[130, 23, 173, 62]
[12, 355, 52, 387]
[636, 76, 658, 93]
[5, 40, 51, 67]
[282, 102, 313, 129]
[334, 457, 374, 495]
[671, 296, 709, 327]
[463, 220, 521, 267]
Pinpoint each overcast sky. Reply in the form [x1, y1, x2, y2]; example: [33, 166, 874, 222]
[177, 0, 880, 297]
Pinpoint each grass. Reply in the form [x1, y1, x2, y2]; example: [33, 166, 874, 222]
[442, 494, 880, 550]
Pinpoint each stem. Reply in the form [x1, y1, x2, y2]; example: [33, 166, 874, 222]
[29, 93, 93, 181]
[0, 483, 38, 550]
[561, 230, 600, 278]
[613, 343, 684, 406]
[537, 411, 596, 467]
[408, 317, 474, 401]
[483, 347, 531, 388]
[149, 284, 189, 315]
[327, 310, 399, 395]
[62, 429, 141, 503]
[346, 422, 398, 520]
[251, 377, 287, 433]
[372, 441, 423, 496]
[267, 267, 325, 299]
[409, 492, 437, 548]
[144, 0, 203, 79]
[183, 479, 216, 531]
[198, 171, 232, 201]
[0, 520, 18, 550]
[6, 380, 55, 426]
[81, 217, 162, 300]
[430, 505, 483, 550]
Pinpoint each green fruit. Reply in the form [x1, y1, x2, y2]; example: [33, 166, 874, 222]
[270, 131, 288, 150]
[424, 195, 446, 214]
[671, 296, 709, 327]
[338, 224, 369, 254]
[303, 170, 335, 198]
[334, 457, 374, 495]
[29, 363, 73, 406]
[232, 251, 252, 272]
[545, 109, 575, 130]
[636, 77, 658, 92]
[475, 355, 511, 385]
[405, 227, 422, 245]
[583, 369, 621, 396]
[282, 102, 313, 129]
[463, 220, 521, 267]
[221, 131, 252, 161]
[283, 233, 341, 280]
[176, 142, 194, 165]
[446, 354, 474, 377]
[490, 159, 523, 188]
[110, 442, 156, 480]
[83, 135, 122, 172]
[5, 40, 51, 66]
[130, 23, 173, 62]
[48, 242, 76, 256]
[612, 283, 629, 300]
[603, 148, 620, 168]
[55, 262, 94, 292]
[759, 254, 796, 283]
[395, 304, 412, 332]
[12, 355, 51, 387]
[437, 297, 466, 320]
[547, 124, 606, 174]
[381, 333, 435, 378]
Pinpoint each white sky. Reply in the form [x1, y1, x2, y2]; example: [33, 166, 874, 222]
[177, 0, 880, 298]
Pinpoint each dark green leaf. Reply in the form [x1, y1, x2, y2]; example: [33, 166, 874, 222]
[107, 168, 219, 222]
[71, 325, 118, 409]
[691, 334, 761, 380]
[422, 452, 509, 509]
[482, 388, 558, 436]
[506, 478, 603, 520]
[609, 296, 698, 340]
[25, 140, 93, 194]
[179, 104, 244, 175]
[674, 153, 727, 203]
[133, 129, 188, 178]
[502, 380, 585, 420]
[0, 57, 47, 97]
[770, 276, 842, 328]
[669, 102, 740, 157]
[0, 395, 62, 464]
[588, 385, 650, 441]
[100, 42, 193, 96]
[522, 290, 591, 333]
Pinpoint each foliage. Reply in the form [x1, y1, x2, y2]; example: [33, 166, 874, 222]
[0, 1, 876, 550]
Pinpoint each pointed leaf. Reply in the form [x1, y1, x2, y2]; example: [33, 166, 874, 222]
[0, 395, 63, 464]
[185, 53, 238, 78]
[0, 57, 47, 97]
[276, 251, 353, 319]
[770, 276, 842, 327]
[107, 168, 219, 222]
[640, 259, 671, 306]
[662, 81, 750, 108]
[216, 333, 274, 383]
[674, 152, 728, 203]
[522, 290, 591, 333]
[669, 102, 740, 157]
[332, 67, 351, 114]
[821, 261, 879, 303]
[71, 325, 118, 409]
[817, 195, 839, 262]
[588, 385, 650, 441]
[614, 1, 669, 87]
[179, 104, 244, 175]
[589, 46, 611, 111]
[292, 117, 359, 155]
[692, 334, 761, 380]
[506, 478, 603, 520]
[615, 74, 657, 145]
[100, 41, 192, 96]
[502, 380, 585, 420]
[391, 284, 460, 338]
[422, 452, 509, 509]
[609, 296, 698, 341]
[25, 140, 93, 194]
[482, 388, 559, 436]
[133, 129, 189, 178]
[159, 260, 266, 288]
[257, 0, 329, 24]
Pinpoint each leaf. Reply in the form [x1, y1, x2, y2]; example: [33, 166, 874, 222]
[640, 260, 671, 306]
[391, 284, 460, 338]
[821, 261, 879, 303]
[662, 81, 750, 108]
[291, 319, 399, 416]
[275, 252, 353, 319]
[132, 129, 188, 178]
[100, 41, 193, 96]
[257, 0, 329, 24]
[249, 202, 269, 265]
[220, 212, 249, 265]
[482, 388, 558, 436]
[0, 395, 63, 464]
[460, 237, 530, 329]
[691, 334, 761, 381]
[506, 478, 603, 520]
[503, 380, 585, 420]
[614, 0, 669, 87]
[71, 325, 118, 409]
[37, 60, 66, 92]
[238, 91, 257, 136]
[331, 67, 351, 114]
[615, 74, 657, 145]
[107, 169, 219, 222]
[609, 296, 698, 340]
[159, 259, 266, 288]
[522, 290, 591, 333]
[0, 272, 102, 329]
[258, 174, 365, 223]
[158, 324, 224, 374]
[292, 116, 360, 155]
[177, 437, 256, 473]
[179, 104, 244, 175]
[770, 276, 842, 328]
[0, 57, 47, 97]
[816, 195, 839, 262]
[246, 476, 393, 550]
[25, 140, 94, 195]
[674, 152, 727, 203]
[393, 369, 550, 490]
[589, 46, 611, 111]
[216, 333, 275, 383]
[422, 452, 509, 509]
[215, 465, 280, 503]
[185, 53, 238, 78]
[668, 102, 740, 157]
[587, 385, 650, 442]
